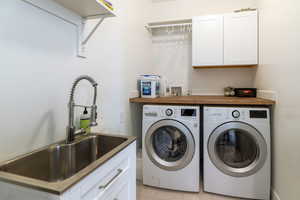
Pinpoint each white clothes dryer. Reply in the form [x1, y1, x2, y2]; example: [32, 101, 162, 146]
[204, 106, 271, 200]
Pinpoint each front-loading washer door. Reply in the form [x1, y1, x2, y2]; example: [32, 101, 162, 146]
[145, 119, 195, 171]
[208, 121, 267, 177]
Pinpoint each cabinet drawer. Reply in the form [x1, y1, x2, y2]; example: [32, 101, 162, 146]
[96, 169, 130, 200]
[81, 157, 129, 200]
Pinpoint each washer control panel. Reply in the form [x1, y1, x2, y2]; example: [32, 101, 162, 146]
[181, 109, 197, 117]
[162, 108, 197, 118]
[143, 105, 199, 120]
[250, 110, 268, 119]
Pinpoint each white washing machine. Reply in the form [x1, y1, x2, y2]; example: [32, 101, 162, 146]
[142, 105, 200, 192]
[204, 106, 271, 200]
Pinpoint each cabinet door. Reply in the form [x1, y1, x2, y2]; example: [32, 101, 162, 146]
[192, 15, 224, 67]
[224, 11, 258, 65]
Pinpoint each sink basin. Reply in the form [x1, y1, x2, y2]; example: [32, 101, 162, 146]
[0, 134, 127, 183]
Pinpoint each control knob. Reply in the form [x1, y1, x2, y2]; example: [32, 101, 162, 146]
[232, 110, 240, 118]
[165, 109, 173, 116]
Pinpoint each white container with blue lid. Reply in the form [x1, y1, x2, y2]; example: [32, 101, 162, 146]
[140, 75, 160, 98]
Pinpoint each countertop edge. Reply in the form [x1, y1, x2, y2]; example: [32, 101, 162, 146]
[129, 96, 275, 106]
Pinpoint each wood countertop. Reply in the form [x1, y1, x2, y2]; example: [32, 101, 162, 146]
[129, 96, 275, 106]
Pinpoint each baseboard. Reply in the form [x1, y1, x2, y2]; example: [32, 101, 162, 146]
[272, 188, 281, 200]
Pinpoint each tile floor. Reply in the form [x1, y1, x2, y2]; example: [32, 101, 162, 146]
[137, 182, 243, 200]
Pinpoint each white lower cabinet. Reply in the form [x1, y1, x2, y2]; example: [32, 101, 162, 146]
[0, 142, 136, 200]
[65, 142, 136, 200]
[99, 174, 130, 200]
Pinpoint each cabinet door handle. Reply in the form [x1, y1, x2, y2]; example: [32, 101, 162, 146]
[99, 169, 123, 190]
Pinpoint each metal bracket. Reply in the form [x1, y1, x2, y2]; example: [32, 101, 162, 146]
[78, 17, 106, 58]
[83, 17, 105, 46]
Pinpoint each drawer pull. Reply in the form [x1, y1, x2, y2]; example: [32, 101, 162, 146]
[99, 169, 123, 190]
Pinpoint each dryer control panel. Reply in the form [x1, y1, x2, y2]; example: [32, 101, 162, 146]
[205, 107, 269, 122]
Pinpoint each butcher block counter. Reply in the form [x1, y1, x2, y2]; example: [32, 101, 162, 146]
[129, 96, 275, 106]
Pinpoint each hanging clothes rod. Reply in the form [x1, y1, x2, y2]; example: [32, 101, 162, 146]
[146, 22, 192, 30]
[145, 19, 192, 32]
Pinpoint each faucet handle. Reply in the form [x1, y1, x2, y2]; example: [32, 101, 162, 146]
[90, 121, 98, 127]
[90, 104, 98, 127]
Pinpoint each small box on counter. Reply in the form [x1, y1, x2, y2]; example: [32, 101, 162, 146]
[234, 88, 257, 97]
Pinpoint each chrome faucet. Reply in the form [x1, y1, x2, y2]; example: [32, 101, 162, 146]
[66, 75, 98, 144]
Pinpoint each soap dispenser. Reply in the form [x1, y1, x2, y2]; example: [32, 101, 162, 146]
[80, 107, 91, 133]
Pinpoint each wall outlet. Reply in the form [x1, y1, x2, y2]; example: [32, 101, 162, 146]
[120, 112, 125, 124]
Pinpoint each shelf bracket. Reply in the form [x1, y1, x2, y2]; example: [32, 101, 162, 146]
[20, 0, 114, 59]
[77, 16, 106, 58]
[82, 17, 105, 45]
[145, 26, 152, 33]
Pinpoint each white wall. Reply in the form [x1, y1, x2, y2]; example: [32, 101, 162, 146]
[151, 0, 258, 22]
[150, 0, 258, 94]
[2, 1, 300, 199]
[0, 0, 78, 162]
[255, 0, 300, 199]
[84, 0, 153, 148]
[0, 0, 152, 162]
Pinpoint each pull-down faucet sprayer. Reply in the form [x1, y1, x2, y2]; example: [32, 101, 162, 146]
[66, 75, 98, 144]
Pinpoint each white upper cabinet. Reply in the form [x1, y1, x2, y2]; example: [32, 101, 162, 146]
[224, 11, 258, 65]
[192, 15, 224, 67]
[192, 11, 258, 68]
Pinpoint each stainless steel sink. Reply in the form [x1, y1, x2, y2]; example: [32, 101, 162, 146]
[0, 134, 127, 183]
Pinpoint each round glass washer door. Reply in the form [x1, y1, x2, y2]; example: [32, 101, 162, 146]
[145, 119, 195, 171]
[208, 122, 267, 177]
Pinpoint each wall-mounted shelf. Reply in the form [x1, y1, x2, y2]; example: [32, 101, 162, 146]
[53, 0, 115, 18]
[193, 65, 257, 69]
[21, 0, 116, 58]
[145, 19, 192, 33]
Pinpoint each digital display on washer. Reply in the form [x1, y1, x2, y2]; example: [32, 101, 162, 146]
[250, 110, 267, 118]
[181, 109, 196, 116]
